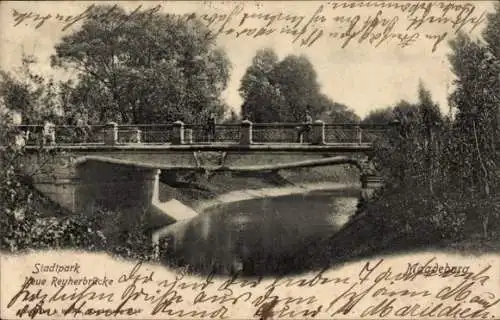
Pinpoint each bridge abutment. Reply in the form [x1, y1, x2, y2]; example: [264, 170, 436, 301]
[75, 160, 160, 229]
[32, 177, 80, 212]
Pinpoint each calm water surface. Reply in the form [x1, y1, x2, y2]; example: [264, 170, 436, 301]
[162, 187, 360, 275]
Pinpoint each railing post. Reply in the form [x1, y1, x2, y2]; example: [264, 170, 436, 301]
[172, 121, 185, 145]
[185, 128, 193, 144]
[104, 122, 118, 145]
[357, 125, 362, 144]
[134, 129, 142, 143]
[389, 119, 401, 137]
[240, 120, 253, 145]
[312, 120, 325, 145]
[130, 129, 142, 143]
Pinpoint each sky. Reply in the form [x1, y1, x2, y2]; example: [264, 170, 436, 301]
[0, 1, 495, 118]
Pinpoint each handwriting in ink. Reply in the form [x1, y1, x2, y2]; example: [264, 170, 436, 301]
[4, 256, 498, 319]
[9, 1, 489, 52]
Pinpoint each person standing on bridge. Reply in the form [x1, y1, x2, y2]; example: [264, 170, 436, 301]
[207, 112, 217, 143]
[297, 109, 313, 143]
[75, 113, 90, 143]
[42, 117, 56, 146]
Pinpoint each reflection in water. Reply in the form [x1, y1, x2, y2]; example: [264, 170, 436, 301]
[161, 188, 360, 276]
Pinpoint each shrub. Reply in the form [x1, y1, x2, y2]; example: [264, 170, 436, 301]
[1, 202, 155, 261]
[362, 186, 468, 245]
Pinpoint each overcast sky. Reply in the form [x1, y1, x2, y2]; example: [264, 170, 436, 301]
[0, 1, 494, 118]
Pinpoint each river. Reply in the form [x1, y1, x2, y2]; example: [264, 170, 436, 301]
[160, 186, 361, 276]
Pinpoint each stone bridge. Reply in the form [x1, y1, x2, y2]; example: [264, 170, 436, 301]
[13, 121, 395, 229]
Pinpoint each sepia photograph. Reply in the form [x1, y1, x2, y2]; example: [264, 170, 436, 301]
[0, 1, 499, 319]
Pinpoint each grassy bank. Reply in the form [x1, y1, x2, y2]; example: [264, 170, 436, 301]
[157, 164, 361, 210]
[276, 186, 500, 276]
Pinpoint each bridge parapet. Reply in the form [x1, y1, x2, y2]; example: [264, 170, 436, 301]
[9, 121, 396, 147]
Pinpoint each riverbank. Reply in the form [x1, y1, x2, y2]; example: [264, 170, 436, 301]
[152, 166, 363, 256]
[279, 186, 500, 276]
[157, 165, 361, 209]
[194, 181, 360, 212]
[153, 183, 361, 275]
[152, 175, 361, 251]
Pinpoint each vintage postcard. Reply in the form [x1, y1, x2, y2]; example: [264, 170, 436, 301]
[0, 1, 499, 319]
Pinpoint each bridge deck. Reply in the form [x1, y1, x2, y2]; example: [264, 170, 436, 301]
[23, 142, 374, 152]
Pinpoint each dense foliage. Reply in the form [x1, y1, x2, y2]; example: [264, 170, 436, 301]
[0, 56, 62, 124]
[0, 119, 154, 259]
[0, 3, 233, 258]
[361, 3, 500, 245]
[0, 54, 155, 261]
[51, 5, 231, 124]
[239, 48, 359, 123]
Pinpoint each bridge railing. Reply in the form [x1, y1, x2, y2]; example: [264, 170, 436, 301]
[10, 121, 397, 146]
[359, 128, 390, 143]
[117, 124, 174, 144]
[11, 125, 108, 145]
[11, 125, 41, 145]
[252, 123, 303, 143]
[324, 124, 389, 144]
[184, 124, 241, 144]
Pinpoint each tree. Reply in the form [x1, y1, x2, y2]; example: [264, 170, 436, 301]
[315, 96, 360, 123]
[448, 33, 497, 197]
[51, 4, 231, 124]
[239, 50, 359, 123]
[356, 4, 500, 245]
[482, 1, 500, 162]
[392, 100, 422, 187]
[362, 107, 395, 124]
[417, 81, 443, 193]
[431, 3, 500, 237]
[0, 64, 155, 257]
[223, 109, 240, 124]
[367, 94, 443, 191]
[446, 6, 500, 236]
[0, 64, 93, 252]
[273, 55, 324, 122]
[483, 1, 500, 62]
[0, 55, 62, 125]
[239, 48, 285, 122]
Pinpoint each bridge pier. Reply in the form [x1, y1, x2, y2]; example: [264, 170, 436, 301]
[75, 161, 160, 229]
[32, 176, 80, 212]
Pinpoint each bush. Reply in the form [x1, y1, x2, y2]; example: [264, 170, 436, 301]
[93, 208, 155, 261]
[362, 186, 468, 245]
[4, 204, 154, 258]
[2, 200, 101, 252]
[0, 113, 155, 259]
[2, 203, 155, 260]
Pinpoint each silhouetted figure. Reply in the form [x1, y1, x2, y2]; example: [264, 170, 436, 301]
[42, 118, 56, 145]
[297, 110, 313, 143]
[8, 110, 29, 147]
[75, 114, 90, 143]
[208, 112, 216, 143]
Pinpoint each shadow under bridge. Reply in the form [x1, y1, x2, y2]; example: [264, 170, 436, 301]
[71, 153, 377, 226]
